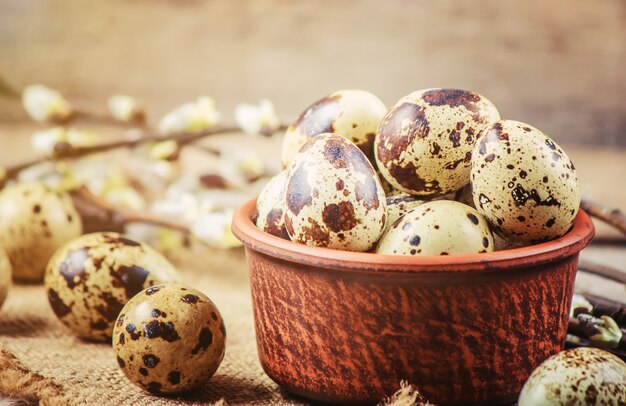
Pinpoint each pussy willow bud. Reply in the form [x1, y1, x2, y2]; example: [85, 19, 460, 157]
[22, 84, 72, 123]
[159, 97, 221, 135]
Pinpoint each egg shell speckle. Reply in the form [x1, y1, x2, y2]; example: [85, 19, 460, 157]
[0, 182, 82, 282]
[376, 200, 494, 256]
[44, 232, 180, 341]
[281, 89, 387, 168]
[384, 194, 425, 232]
[113, 283, 226, 394]
[518, 348, 626, 405]
[0, 249, 11, 309]
[254, 170, 290, 239]
[375, 88, 500, 197]
[471, 119, 580, 244]
[283, 133, 387, 252]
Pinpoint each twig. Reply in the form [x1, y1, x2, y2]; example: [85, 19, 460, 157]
[581, 199, 626, 235]
[578, 259, 626, 285]
[0, 74, 20, 99]
[72, 108, 148, 129]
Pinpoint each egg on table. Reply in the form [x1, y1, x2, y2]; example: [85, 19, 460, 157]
[44, 232, 180, 341]
[283, 133, 387, 252]
[0, 182, 82, 282]
[384, 194, 425, 232]
[254, 170, 290, 239]
[375, 88, 499, 197]
[0, 249, 11, 309]
[471, 120, 580, 244]
[376, 200, 494, 256]
[281, 89, 387, 167]
[113, 283, 226, 394]
[518, 347, 626, 405]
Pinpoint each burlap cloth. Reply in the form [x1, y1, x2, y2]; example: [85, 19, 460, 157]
[0, 247, 318, 405]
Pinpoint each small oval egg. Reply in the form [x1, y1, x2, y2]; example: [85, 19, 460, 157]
[376, 200, 494, 256]
[281, 89, 387, 167]
[284, 133, 387, 251]
[0, 249, 11, 309]
[44, 232, 180, 341]
[375, 88, 500, 197]
[385, 194, 425, 232]
[0, 182, 82, 282]
[254, 170, 290, 239]
[471, 120, 580, 244]
[113, 283, 226, 394]
[518, 348, 626, 405]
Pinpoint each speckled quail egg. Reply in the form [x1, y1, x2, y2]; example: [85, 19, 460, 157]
[284, 133, 387, 251]
[471, 120, 580, 244]
[281, 89, 387, 167]
[0, 182, 82, 282]
[384, 194, 425, 232]
[254, 170, 290, 239]
[518, 348, 626, 405]
[376, 200, 494, 256]
[375, 88, 500, 197]
[113, 283, 226, 394]
[44, 232, 180, 341]
[0, 249, 11, 309]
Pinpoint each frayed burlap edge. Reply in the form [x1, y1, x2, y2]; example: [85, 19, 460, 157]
[379, 381, 434, 406]
[0, 346, 71, 406]
[0, 346, 231, 406]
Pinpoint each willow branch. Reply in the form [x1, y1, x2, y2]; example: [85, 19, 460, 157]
[581, 199, 626, 236]
[578, 259, 626, 285]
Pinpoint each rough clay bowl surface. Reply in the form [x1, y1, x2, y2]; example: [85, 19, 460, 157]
[232, 199, 595, 405]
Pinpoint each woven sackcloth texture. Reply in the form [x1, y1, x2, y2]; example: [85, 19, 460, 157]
[0, 247, 317, 405]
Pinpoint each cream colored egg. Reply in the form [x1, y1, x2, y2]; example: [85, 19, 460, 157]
[45, 232, 180, 341]
[385, 194, 425, 231]
[518, 348, 626, 405]
[375, 88, 500, 197]
[471, 120, 580, 244]
[113, 283, 225, 394]
[0, 182, 82, 282]
[281, 89, 387, 167]
[376, 200, 494, 256]
[254, 170, 289, 239]
[284, 133, 387, 251]
[0, 249, 11, 309]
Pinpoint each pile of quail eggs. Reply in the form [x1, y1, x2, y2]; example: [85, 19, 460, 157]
[256, 88, 581, 255]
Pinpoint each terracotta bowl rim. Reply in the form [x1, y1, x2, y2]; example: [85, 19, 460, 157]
[232, 198, 595, 274]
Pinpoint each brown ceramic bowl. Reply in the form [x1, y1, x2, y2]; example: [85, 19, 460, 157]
[232, 199, 595, 405]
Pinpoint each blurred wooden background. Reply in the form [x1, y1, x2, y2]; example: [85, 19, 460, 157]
[0, 0, 625, 146]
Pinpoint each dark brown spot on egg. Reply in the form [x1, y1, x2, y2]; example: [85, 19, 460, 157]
[145, 286, 161, 296]
[211, 312, 218, 321]
[484, 154, 495, 163]
[410, 235, 420, 246]
[482, 237, 489, 248]
[94, 291, 124, 323]
[291, 94, 341, 137]
[519, 170, 527, 179]
[358, 132, 377, 163]
[336, 179, 344, 190]
[387, 162, 441, 195]
[467, 213, 479, 225]
[422, 89, 481, 112]
[167, 371, 181, 385]
[449, 129, 461, 147]
[545, 139, 556, 150]
[191, 328, 213, 355]
[517, 216, 526, 222]
[265, 208, 289, 239]
[299, 218, 330, 246]
[59, 248, 90, 289]
[144, 320, 180, 342]
[543, 176, 549, 183]
[111, 265, 150, 299]
[119, 333, 125, 344]
[546, 218, 556, 228]
[33, 204, 41, 214]
[430, 142, 441, 156]
[139, 367, 148, 376]
[478, 194, 491, 208]
[151, 309, 162, 317]
[146, 382, 162, 394]
[322, 202, 358, 233]
[48, 288, 71, 317]
[126, 324, 141, 340]
[143, 354, 160, 368]
[286, 164, 312, 216]
[444, 158, 464, 170]
[117, 356, 126, 369]
[102, 234, 142, 247]
[506, 164, 514, 170]
[181, 294, 199, 304]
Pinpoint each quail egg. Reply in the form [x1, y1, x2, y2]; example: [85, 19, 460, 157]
[0, 182, 82, 282]
[281, 89, 387, 167]
[376, 200, 494, 256]
[384, 194, 425, 232]
[0, 249, 11, 309]
[113, 283, 226, 394]
[284, 133, 387, 251]
[471, 120, 580, 244]
[254, 170, 289, 239]
[45, 232, 180, 341]
[375, 88, 500, 197]
[518, 347, 626, 405]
